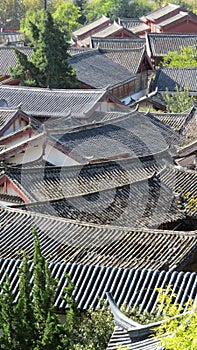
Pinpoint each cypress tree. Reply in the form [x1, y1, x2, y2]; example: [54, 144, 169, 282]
[0, 229, 70, 350]
[10, 10, 77, 89]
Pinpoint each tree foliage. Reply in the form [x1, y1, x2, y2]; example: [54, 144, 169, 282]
[53, 0, 81, 35]
[0, 229, 114, 350]
[85, 0, 154, 21]
[163, 85, 193, 113]
[0, 230, 69, 350]
[162, 46, 197, 68]
[10, 10, 77, 89]
[155, 289, 197, 350]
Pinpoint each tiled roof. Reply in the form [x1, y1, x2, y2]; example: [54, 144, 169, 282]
[118, 18, 143, 29]
[141, 3, 180, 22]
[160, 166, 197, 216]
[151, 106, 197, 146]
[0, 47, 33, 75]
[100, 46, 146, 74]
[3, 149, 173, 200]
[91, 37, 145, 49]
[152, 110, 191, 131]
[146, 33, 197, 58]
[0, 193, 24, 204]
[73, 15, 110, 37]
[51, 111, 177, 161]
[179, 106, 197, 144]
[0, 107, 19, 131]
[91, 22, 124, 38]
[0, 32, 25, 45]
[128, 23, 150, 34]
[0, 85, 109, 117]
[106, 289, 197, 350]
[146, 92, 167, 111]
[150, 67, 197, 93]
[69, 49, 135, 89]
[16, 173, 184, 228]
[107, 326, 161, 350]
[156, 11, 189, 28]
[0, 255, 196, 311]
[38, 110, 131, 131]
[0, 205, 194, 270]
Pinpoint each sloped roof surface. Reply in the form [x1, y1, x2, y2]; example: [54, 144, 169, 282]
[91, 22, 124, 38]
[152, 110, 190, 131]
[51, 112, 176, 161]
[69, 49, 135, 88]
[91, 37, 144, 49]
[4, 157, 164, 201]
[0, 85, 108, 117]
[16, 174, 183, 228]
[147, 33, 197, 57]
[142, 3, 180, 21]
[107, 327, 160, 350]
[0, 32, 24, 44]
[0, 255, 196, 311]
[118, 18, 143, 28]
[160, 166, 197, 216]
[157, 11, 189, 28]
[100, 46, 146, 74]
[73, 15, 110, 37]
[0, 47, 33, 75]
[0, 205, 193, 269]
[151, 67, 197, 92]
[0, 108, 19, 130]
[129, 23, 150, 34]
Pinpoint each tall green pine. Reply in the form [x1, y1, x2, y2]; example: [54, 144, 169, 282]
[0, 229, 71, 350]
[10, 11, 77, 89]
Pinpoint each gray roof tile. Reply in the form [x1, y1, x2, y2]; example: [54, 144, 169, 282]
[156, 11, 189, 28]
[0, 255, 196, 311]
[0, 85, 110, 117]
[69, 49, 135, 89]
[91, 22, 124, 38]
[152, 110, 191, 131]
[151, 67, 197, 93]
[0, 32, 25, 45]
[0, 47, 33, 75]
[100, 46, 146, 74]
[50, 111, 177, 161]
[73, 15, 110, 37]
[146, 33, 197, 58]
[0, 107, 19, 131]
[118, 18, 143, 29]
[141, 4, 180, 22]
[91, 37, 144, 49]
[0, 205, 193, 270]
[160, 166, 197, 216]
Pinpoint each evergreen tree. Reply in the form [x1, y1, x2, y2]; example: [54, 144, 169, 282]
[0, 229, 69, 350]
[10, 10, 77, 89]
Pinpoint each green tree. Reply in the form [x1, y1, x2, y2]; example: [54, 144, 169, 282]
[0, 229, 114, 350]
[162, 46, 197, 68]
[127, 0, 154, 18]
[22, 0, 44, 13]
[73, 0, 87, 24]
[10, 10, 77, 89]
[155, 290, 197, 350]
[85, 0, 153, 21]
[0, 230, 69, 350]
[163, 85, 193, 113]
[53, 0, 81, 35]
